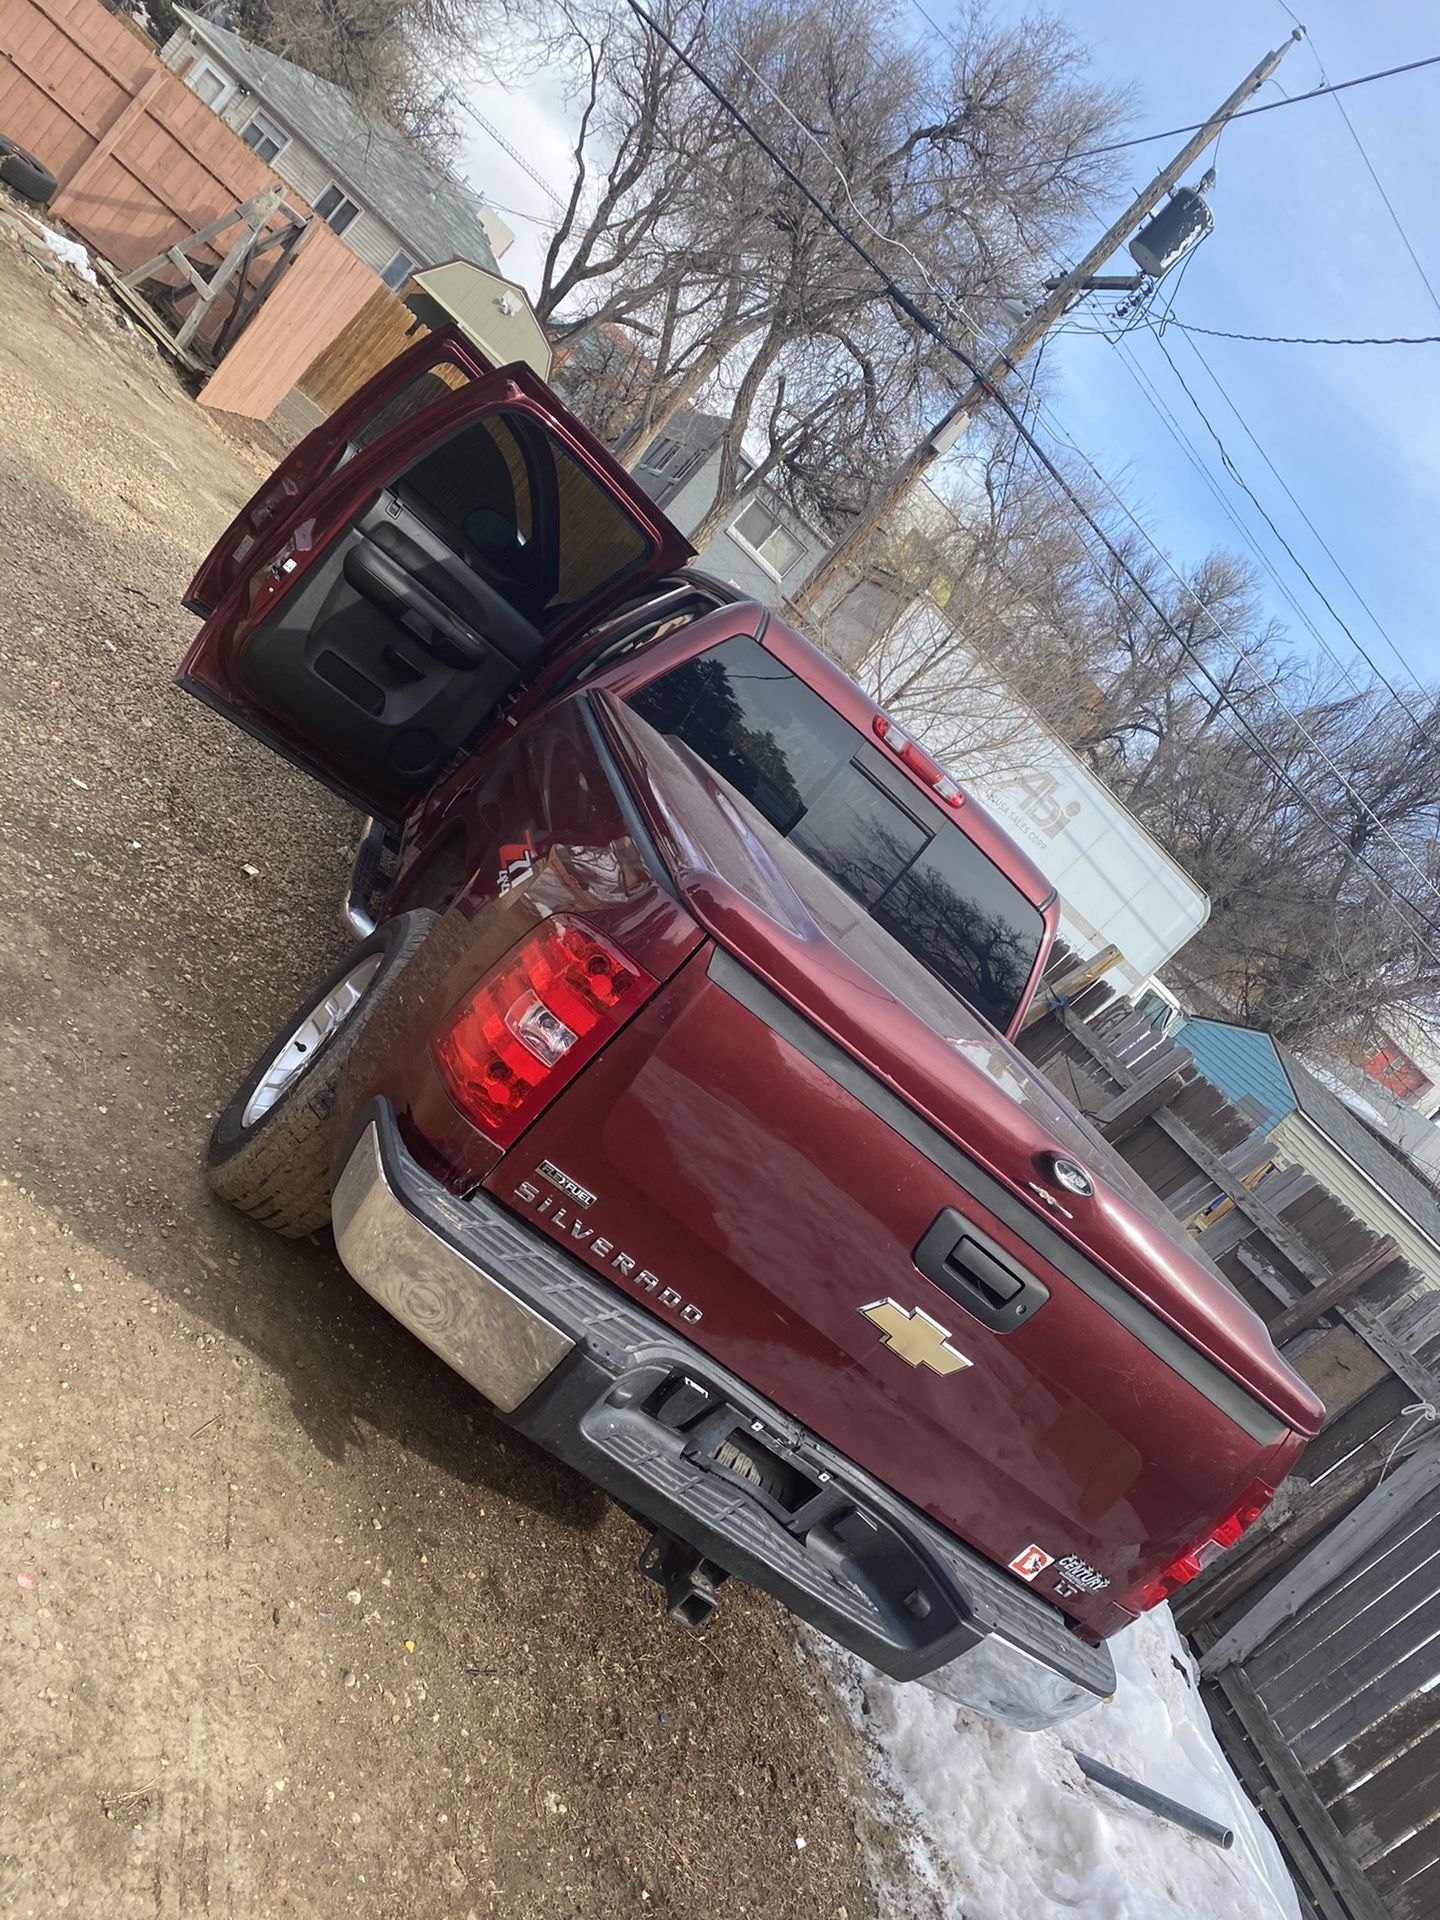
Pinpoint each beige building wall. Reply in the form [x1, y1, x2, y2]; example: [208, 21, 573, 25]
[1270, 1112, 1440, 1292]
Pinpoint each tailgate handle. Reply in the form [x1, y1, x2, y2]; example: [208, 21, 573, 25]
[913, 1211, 1050, 1334]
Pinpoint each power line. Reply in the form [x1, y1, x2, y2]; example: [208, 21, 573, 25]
[906, 0, 959, 56]
[1279, 10, 1440, 327]
[618, 0, 1440, 967]
[1061, 53, 1440, 162]
[1329, 90, 1440, 321]
[815, 147, 1440, 899]
[1100, 338, 1440, 910]
[1005, 358, 1440, 920]
[1110, 334, 1378, 697]
[897, 13, 1440, 912]
[1150, 320, 1440, 346]
[1166, 325, 1433, 705]
[991, 307, 1440, 910]
[1144, 321, 1433, 732]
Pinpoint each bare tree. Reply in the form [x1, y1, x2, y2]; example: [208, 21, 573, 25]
[223, 0, 516, 162]
[838, 430, 1103, 760]
[831, 433, 1440, 1052]
[522, 0, 1123, 532]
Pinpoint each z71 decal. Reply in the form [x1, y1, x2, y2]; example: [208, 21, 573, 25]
[497, 833, 536, 894]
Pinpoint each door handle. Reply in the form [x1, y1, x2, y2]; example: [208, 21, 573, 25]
[344, 543, 489, 668]
[913, 1211, 1049, 1334]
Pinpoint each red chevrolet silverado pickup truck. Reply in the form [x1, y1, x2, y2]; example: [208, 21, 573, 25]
[178, 330, 1323, 1730]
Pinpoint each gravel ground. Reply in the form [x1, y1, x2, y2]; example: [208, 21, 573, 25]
[0, 212, 895, 1920]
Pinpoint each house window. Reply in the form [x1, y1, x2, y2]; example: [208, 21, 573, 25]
[186, 57, 235, 112]
[241, 109, 288, 166]
[643, 435, 701, 480]
[315, 184, 361, 236]
[728, 498, 805, 578]
[381, 249, 418, 292]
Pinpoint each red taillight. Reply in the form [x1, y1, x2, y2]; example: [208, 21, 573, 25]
[430, 916, 657, 1146]
[1133, 1480, 1275, 1611]
[873, 713, 965, 807]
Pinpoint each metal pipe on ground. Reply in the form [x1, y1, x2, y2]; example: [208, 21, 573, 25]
[1070, 1750, 1235, 1849]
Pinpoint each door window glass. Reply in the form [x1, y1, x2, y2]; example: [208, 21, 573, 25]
[629, 635, 855, 830]
[342, 357, 472, 459]
[394, 411, 649, 634]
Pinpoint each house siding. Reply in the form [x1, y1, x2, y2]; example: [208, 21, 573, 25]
[1270, 1113, 1440, 1292]
[1173, 1019, 1299, 1131]
[644, 454, 828, 609]
[165, 32, 418, 277]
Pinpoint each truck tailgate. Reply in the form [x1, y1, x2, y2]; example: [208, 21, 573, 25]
[490, 934, 1315, 1635]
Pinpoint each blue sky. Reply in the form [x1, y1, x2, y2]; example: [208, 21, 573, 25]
[458, 0, 1440, 700]
[981, 0, 1440, 704]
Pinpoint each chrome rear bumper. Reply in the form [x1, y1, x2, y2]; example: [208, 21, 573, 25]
[332, 1123, 574, 1412]
[328, 1102, 1114, 1729]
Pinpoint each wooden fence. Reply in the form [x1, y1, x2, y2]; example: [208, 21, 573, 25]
[1018, 986, 1440, 1919]
[0, 0, 382, 419]
[296, 282, 424, 415]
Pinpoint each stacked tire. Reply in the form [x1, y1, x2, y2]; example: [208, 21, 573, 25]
[0, 135, 58, 207]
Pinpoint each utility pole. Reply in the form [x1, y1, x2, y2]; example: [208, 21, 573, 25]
[790, 30, 1302, 619]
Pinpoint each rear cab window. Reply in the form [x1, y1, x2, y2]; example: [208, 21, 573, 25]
[627, 635, 1045, 1030]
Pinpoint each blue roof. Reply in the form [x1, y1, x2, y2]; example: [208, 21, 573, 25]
[1173, 1019, 1298, 1130]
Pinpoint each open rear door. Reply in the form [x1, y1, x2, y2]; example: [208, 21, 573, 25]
[178, 361, 692, 819]
[186, 329, 496, 617]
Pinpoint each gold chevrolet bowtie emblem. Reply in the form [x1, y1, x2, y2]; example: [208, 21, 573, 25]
[860, 1299, 973, 1375]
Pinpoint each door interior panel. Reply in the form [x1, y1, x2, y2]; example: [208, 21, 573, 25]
[235, 489, 547, 803]
[218, 399, 663, 811]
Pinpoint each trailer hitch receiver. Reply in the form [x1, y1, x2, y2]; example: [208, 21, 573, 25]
[638, 1529, 731, 1632]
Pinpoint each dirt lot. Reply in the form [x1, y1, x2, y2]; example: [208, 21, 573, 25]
[0, 215, 900, 1919]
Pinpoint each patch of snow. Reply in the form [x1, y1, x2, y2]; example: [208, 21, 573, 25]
[828, 1607, 1300, 1919]
[38, 224, 98, 287]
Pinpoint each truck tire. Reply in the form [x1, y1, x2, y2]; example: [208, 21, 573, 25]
[0, 137, 57, 206]
[206, 909, 437, 1237]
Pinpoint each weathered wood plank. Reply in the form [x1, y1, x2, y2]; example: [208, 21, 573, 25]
[1208, 1670, 1393, 1920]
[1299, 1377, 1414, 1483]
[1207, 1697, 1352, 1920]
[1172, 1468, 1373, 1634]
[1096, 1060, 1189, 1140]
[1269, 1244, 1403, 1344]
[1331, 1723, 1440, 1859]
[1312, 1687, 1440, 1805]
[1392, 1855, 1440, 1920]
[1388, 1290, 1440, 1348]
[1200, 1437, 1440, 1675]
[1292, 1634, 1440, 1770]
[1247, 1511, 1440, 1698]
[1369, 1810, 1440, 1897]
[1269, 1590, 1440, 1737]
